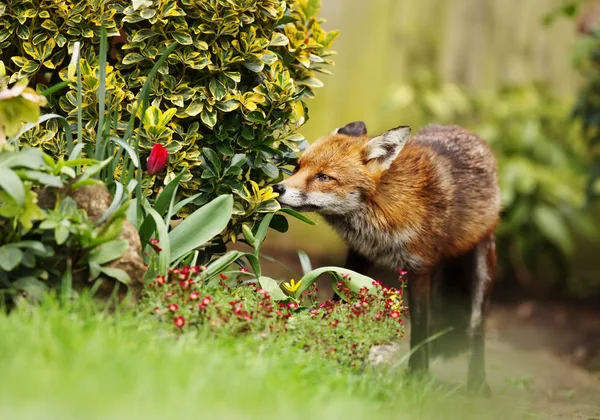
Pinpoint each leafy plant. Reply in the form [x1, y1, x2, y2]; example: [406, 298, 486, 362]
[568, 4, 600, 203]
[0, 145, 133, 306]
[0, 76, 48, 145]
[0, 0, 339, 241]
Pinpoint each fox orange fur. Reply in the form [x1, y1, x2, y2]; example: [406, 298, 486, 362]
[274, 121, 501, 394]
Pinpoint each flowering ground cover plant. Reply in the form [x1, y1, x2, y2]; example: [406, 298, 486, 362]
[144, 264, 408, 368]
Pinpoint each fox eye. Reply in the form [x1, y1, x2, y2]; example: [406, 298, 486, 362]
[316, 173, 333, 182]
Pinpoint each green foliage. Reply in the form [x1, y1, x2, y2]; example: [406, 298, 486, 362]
[570, 18, 600, 202]
[0, 75, 48, 143]
[0, 145, 131, 305]
[384, 74, 594, 293]
[0, 0, 338, 241]
[542, 2, 581, 26]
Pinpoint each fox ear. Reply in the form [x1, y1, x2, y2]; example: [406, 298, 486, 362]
[333, 121, 367, 137]
[363, 126, 411, 171]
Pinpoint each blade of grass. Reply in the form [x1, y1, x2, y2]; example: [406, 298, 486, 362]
[253, 213, 274, 254]
[97, 182, 124, 225]
[8, 114, 73, 149]
[68, 143, 85, 162]
[101, 90, 112, 184]
[94, 23, 108, 161]
[297, 250, 312, 275]
[164, 180, 179, 226]
[142, 198, 170, 276]
[40, 80, 71, 97]
[154, 169, 185, 214]
[172, 193, 202, 215]
[108, 136, 140, 168]
[76, 44, 83, 156]
[126, 197, 139, 230]
[61, 258, 72, 305]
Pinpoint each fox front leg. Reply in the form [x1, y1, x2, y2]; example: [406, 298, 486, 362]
[407, 269, 432, 375]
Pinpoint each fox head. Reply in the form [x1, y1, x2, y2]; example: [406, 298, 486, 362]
[274, 121, 411, 215]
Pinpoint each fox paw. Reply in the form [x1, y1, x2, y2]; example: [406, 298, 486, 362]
[467, 380, 491, 398]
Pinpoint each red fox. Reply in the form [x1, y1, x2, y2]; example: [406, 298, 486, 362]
[273, 121, 500, 394]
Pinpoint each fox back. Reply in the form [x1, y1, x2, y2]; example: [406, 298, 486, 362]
[275, 123, 501, 272]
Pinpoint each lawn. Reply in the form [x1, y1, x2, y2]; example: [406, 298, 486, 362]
[0, 297, 533, 420]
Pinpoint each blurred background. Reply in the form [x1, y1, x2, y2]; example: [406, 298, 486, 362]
[259, 0, 600, 370]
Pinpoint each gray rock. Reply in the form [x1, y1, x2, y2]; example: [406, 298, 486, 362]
[368, 343, 402, 367]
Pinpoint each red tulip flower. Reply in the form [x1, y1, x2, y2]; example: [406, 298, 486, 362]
[147, 144, 168, 175]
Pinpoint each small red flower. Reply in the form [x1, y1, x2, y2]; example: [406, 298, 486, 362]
[156, 275, 166, 285]
[288, 302, 299, 309]
[198, 296, 212, 309]
[219, 273, 228, 280]
[147, 144, 168, 175]
[240, 267, 249, 273]
[167, 303, 179, 312]
[190, 291, 200, 301]
[173, 316, 185, 328]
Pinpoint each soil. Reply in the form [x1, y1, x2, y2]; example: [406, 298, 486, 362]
[432, 305, 600, 419]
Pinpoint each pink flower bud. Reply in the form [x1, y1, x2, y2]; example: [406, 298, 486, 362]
[147, 144, 168, 175]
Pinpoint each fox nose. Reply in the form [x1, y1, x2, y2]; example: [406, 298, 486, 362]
[272, 183, 286, 195]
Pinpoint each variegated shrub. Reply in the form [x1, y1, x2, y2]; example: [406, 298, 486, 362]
[0, 0, 338, 239]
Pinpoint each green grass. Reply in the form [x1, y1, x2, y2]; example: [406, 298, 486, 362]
[0, 297, 532, 420]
